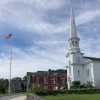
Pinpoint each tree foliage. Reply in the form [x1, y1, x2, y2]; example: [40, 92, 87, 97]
[3, 79, 9, 90]
[0, 79, 5, 94]
[51, 69, 67, 73]
[21, 76, 27, 92]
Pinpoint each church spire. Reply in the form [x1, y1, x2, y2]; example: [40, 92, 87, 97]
[70, 5, 78, 38]
[68, 5, 80, 53]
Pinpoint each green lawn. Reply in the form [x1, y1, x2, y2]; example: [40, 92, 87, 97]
[41, 94, 100, 100]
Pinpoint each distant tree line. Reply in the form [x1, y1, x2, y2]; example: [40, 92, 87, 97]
[51, 69, 67, 73]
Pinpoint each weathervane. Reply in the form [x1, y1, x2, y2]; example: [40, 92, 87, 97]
[70, 0, 72, 3]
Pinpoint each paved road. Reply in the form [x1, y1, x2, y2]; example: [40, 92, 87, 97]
[0, 94, 26, 100]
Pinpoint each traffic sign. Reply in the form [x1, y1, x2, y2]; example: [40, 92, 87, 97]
[51, 78, 54, 81]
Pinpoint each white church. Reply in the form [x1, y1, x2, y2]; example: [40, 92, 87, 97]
[66, 5, 100, 89]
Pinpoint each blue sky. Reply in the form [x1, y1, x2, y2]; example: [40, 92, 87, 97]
[0, 0, 100, 79]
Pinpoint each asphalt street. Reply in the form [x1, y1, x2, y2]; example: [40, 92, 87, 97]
[0, 94, 25, 100]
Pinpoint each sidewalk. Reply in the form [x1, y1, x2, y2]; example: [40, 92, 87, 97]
[10, 95, 27, 100]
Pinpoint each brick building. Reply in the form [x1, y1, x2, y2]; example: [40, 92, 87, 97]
[26, 69, 67, 90]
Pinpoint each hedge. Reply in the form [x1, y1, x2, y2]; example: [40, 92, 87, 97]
[27, 88, 100, 96]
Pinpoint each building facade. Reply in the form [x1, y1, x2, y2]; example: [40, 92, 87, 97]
[26, 69, 67, 90]
[10, 77, 22, 93]
[66, 5, 100, 89]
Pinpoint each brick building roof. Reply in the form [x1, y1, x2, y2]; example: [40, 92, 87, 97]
[27, 70, 66, 77]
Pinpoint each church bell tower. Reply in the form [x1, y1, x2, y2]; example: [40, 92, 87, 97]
[68, 5, 80, 53]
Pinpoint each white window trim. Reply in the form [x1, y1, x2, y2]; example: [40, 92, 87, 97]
[53, 78, 57, 84]
[44, 78, 48, 84]
[61, 78, 65, 84]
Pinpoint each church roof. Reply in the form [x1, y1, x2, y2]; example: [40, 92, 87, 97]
[83, 56, 100, 61]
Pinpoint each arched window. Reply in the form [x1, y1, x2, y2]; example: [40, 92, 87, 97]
[75, 41, 77, 47]
[72, 41, 74, 47]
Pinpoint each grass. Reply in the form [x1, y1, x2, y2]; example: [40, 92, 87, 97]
[41, 94, 100, 100]
[0, 92, 26, 96]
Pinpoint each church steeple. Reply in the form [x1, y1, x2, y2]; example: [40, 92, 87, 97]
[68, 5, 80, 53]
[70, 5, 78, 38]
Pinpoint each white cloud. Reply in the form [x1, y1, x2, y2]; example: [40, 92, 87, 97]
[35, 41, 67, 44]
[76, 10, 100, 25]
[0, 45, 67, 79]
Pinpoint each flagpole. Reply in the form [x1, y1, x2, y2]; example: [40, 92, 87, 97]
[8, 33, 13, 93]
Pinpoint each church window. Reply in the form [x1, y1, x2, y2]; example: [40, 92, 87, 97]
[78, 70, 80, 77]
[88, 69, 89, 76]
[69, 66, 71, 75]
[75, 41, 77, 47]
[69, 60, 71, 65]
[86, 69, 89, 76]
[72, 41, 74, 47]
[76, 57, 80, 63]
[86, 70, 88, 76]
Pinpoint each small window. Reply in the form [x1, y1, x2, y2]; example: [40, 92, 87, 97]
[72, 41, 74, 47]
[44, 78, 48, 84]
[36, 77, 39, 84]
[86, 70, 87, 76]
[78, 70, 80, 77]
[61, 79, 65, 84]
[53, 78, 56, 84]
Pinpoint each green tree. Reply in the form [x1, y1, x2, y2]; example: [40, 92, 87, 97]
[72, 81, 80, 86]
[62, 83, 68, 90]
[0, 79, 5, 94]
[21, 76, 27, 92]
[3, 79, 9, 90]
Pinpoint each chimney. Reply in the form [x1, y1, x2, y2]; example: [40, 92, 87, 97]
[57, 69, 60, 75]
[48, 69, 51, 74]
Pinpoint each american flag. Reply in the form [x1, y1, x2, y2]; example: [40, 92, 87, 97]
[4, 34, 12, 39]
